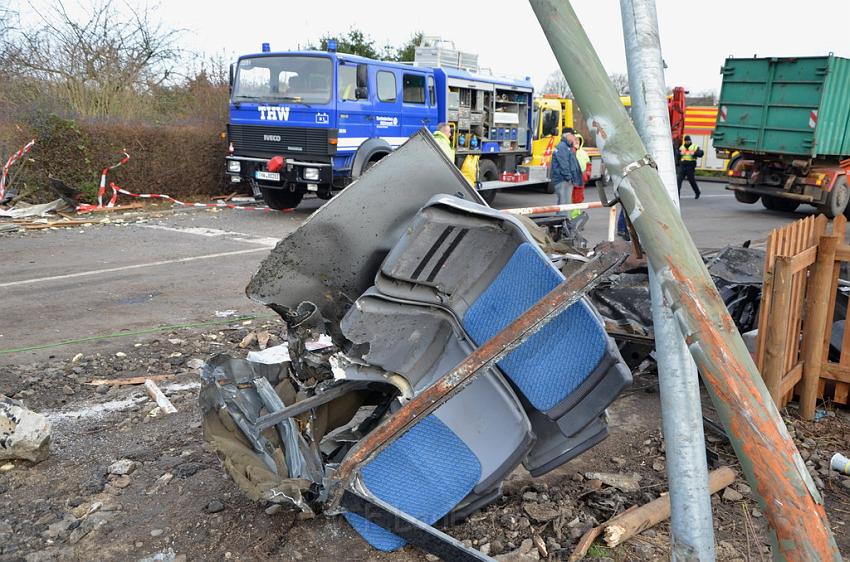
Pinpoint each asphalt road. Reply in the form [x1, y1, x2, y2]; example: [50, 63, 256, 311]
[1, 179, 804, 365]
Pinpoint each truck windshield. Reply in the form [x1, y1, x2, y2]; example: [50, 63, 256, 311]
[233, 55, 332, 104]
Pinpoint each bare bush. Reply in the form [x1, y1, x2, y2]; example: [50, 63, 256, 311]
[1, 0, 182, 119]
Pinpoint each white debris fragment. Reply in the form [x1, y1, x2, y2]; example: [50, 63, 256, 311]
[0, 395, 51, 463]
[108, 458, 139, 475]
[247, 344, 291, 365]
[186, 358, 206, 370]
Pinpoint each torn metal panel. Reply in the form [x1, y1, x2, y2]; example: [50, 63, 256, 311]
[246, 130, 481, 325]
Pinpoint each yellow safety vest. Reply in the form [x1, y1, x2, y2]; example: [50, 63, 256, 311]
[680, 143, 698, 162]
[433, 130, 455, 160]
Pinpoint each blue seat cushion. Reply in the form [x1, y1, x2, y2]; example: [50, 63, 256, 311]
[463, 243, 607, 412]
[344, 414, 481, 551]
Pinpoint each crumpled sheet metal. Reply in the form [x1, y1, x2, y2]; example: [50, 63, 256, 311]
[246, 130, 482, 325]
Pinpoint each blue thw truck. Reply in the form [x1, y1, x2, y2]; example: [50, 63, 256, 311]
[224, 44, 535, 209]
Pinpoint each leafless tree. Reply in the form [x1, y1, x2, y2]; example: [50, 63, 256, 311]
[687, 89, 718, 106]
[544, 69, 631, 97]
[0, 0, 182, 118]
[543, 69, 571, 98]
[608, 72, 630, 95]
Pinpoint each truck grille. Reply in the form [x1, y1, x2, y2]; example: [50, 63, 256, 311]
[229, 125, 336, 157]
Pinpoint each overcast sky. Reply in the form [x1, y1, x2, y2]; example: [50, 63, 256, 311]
[12, 0, 850, 94]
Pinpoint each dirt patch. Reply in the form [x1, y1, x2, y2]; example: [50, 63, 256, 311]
[1, 325, 849, 561]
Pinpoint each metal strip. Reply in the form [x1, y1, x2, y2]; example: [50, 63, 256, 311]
[340, 490, 493, 561]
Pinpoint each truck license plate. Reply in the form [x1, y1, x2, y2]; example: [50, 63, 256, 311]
[255, 171, 280, 181]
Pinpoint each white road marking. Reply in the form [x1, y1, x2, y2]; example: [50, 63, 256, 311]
[138, 224, 280, 247]
[680, 193, 733, 199]
[0, 248, 269, 288]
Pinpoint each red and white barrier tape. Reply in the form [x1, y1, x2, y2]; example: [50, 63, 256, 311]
[501, 201, 604, 215]
[101, 182, 293, 213]
[97, 150, 130, 207]
[81, 149, 293, 213]
[1, 139, 36, 201]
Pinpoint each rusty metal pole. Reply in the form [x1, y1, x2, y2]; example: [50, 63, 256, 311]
[620, 1, 715, 559]
[529, 1, 841, 560]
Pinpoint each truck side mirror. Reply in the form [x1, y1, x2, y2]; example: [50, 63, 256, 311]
[355, 86, 368, 100]
[229, 64, 235, 94]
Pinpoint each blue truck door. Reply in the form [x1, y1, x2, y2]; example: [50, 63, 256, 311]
[372, 67, 405, 148]
[336, 59, 374, 160]
[400, 71, 432, 138]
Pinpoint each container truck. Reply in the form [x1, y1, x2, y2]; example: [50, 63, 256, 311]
[713, 55, 850, 217]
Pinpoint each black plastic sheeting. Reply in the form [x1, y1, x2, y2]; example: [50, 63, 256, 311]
[590, 246, 765, 362]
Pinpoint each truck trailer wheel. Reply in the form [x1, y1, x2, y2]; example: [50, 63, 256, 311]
[734, 190, 760, 204]
[261, 186, 304, 210]
[477, 159, 499, 205]
[761, 195, 800, 213]
[821, 176, 850, 219]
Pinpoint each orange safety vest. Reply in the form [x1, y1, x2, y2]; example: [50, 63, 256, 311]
[680, 143, 698, 162]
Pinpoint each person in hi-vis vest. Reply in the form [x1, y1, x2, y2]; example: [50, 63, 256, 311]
[677, 135, 704, 199]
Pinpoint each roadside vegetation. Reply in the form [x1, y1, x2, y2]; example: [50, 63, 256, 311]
[0, 1, 421, 203]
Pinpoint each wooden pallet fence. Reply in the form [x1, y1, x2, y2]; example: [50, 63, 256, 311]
[756, 214, 850, 418]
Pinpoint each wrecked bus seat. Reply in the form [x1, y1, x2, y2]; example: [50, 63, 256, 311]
[341, 292, 535, 506]
[373, 195, 631, 436]
[335, 197, 631, 549]
[341, 289, 601, 479]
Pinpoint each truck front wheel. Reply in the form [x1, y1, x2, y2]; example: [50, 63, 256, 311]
[821, 176, 850, 219]
[261, 186, 304, 210]
[761, 195, 800, 213]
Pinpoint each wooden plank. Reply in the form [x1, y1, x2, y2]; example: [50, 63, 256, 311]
[781, 362, 804, 397]
[756, 226, 778, 371]
[820, 363, 850, 384]
[763, 256, 795, 404]
[86, 374, 172, 386]
[787, 245, 819, 272]
[783, 219, 806, 402]
[144, 379, 177, 414]
[793, 216, 829, 405]
[834, 244, 850, 262]
[22, 220, 100, 230]
[781, 223, 801, 406]
[830, 216, 849, 403]
[76, 203, 144, 214]
[800, 235, 839, 419]
[835, 382, 850, 405]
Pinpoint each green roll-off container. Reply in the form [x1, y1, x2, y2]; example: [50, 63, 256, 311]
[713, 55, 850, 158]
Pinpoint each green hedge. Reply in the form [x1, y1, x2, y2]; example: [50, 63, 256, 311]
[1, 115, 229, 203]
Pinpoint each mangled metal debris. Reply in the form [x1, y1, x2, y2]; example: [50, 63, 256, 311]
[200, 131, 633, 558]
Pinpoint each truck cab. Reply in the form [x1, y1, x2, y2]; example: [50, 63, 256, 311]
[225, 49, 440, 209]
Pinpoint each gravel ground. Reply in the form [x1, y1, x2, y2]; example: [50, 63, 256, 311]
[2, 318, 849, 561]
